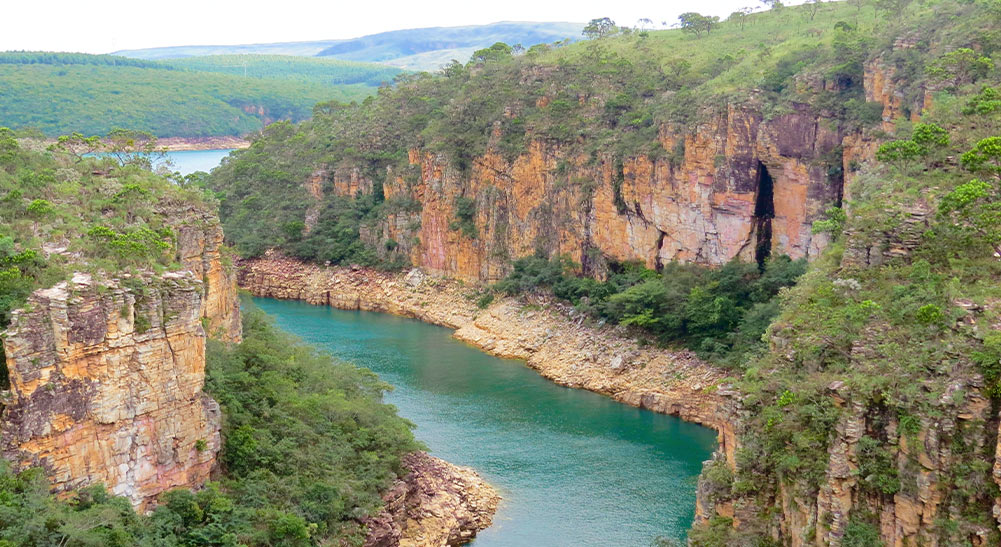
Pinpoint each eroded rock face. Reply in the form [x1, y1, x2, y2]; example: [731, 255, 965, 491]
[363, 452, 499, 547]
[173, 211, 242, 343]
[322, 103, 846, 282]
[1, 273, 220, 509]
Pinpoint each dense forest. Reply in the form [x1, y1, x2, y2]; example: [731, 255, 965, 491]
[0, 52, 391, 137]
[209, 0, 989, 364]
[210, 0, 897, 262]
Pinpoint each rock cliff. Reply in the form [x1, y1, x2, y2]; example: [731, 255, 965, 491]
[363, 452, 500, 547]
[0, 272, 220, 510]
[0, 216, 240, 509]
[336, 103, 848, 282]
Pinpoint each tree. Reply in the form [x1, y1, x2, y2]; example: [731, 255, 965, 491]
[962, 86, 1001, 116]
[939, 178, 1001, 257]
[637, 17, 654, 29]
[679, 13, 720, 37]
[875, 140, 925, 170]
[911, 123, 950, 149]
[960, 136, 1001, 179]
[729, 8, 754, 30]
[806, 0, 825, 21]
[926, 48, 994, 87]
[50, 132, 101, 163]
[471, 42, 513, 64]
[104, 128, 167, 170]
[583, 17, 617, 39]
[666, 58, 692, 78]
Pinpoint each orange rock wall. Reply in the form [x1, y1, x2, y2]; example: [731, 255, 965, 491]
[0, 210, 241, 509]
[315, 104, 846, 282]
[1, 273, 220, 510]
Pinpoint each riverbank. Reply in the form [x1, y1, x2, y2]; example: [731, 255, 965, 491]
[365, 452, 500, 547]
[238, 252, 740, 466]
[156, 136, 251, 151]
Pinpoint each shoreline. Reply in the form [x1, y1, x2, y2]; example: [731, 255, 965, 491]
[156, 136, 251, 151]
[36, 136, 253, 152]
[237, 253, 740, 465]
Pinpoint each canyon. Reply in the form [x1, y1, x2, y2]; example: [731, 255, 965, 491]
[231, 40, 1001, 544]
[238, 253, 738, 475]
[0, 208, 497, 544]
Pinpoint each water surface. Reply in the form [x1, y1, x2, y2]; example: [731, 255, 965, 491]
[253, 297, 717, 546]
[163, 149, 235, 175]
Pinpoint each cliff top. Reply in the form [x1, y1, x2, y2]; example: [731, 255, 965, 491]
[0, 130, 224, 350]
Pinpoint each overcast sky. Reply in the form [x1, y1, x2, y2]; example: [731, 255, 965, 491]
[2, 0, 799, 54]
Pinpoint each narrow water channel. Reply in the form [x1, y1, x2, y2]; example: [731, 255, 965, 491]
[253, 297, 717, 546]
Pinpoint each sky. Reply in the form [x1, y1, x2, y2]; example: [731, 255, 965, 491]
[3, 0, 786, 54]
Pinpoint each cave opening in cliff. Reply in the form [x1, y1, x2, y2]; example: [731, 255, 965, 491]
[754, 162, 775, 268]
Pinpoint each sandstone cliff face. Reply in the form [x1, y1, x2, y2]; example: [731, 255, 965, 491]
[173, 211, 242, 343]
[0, 272, 221, 510]
[336, 103, 846, 282]
[238, 253, 738, 464]
[363, 452, 499, 547]
[0, 210, 241, 509]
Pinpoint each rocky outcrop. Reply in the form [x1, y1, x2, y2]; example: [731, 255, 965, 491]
[238, 253, 738, 462]
[173, 211, 242, 343]
[156, 136, 250, 151]
[363, 452, 500, 547]
[344, 102, 846, 282]
[0, 272, 220, 510]
[0, 209, 240, 509]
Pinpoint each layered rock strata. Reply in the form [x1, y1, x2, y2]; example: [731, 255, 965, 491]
[363, 452, 500, 547]
[0, 212, 240, 509]
[0, 272, 221, 509]
[173, 211, 242, 343]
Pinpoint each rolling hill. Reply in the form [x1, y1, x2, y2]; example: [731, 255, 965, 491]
[114, 21, 584, 71]
[0, 52, 394, 137]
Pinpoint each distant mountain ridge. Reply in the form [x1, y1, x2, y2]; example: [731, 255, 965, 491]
[114, 21, 584, 71]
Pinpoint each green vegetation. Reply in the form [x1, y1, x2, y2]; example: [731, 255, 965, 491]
[0, 52, 377, 137]
[493, 255, 805, 364]
[0, 304, 420, 545]
[688, 3, 1001, 538]
[208, 0, 917, 267]
[0, 128, 210, 368]
[204, 3, 1001, 542]
[165, 55, 402, 87]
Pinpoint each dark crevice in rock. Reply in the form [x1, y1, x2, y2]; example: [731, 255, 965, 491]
[754, 161, 775, 267]
[655, 230, 667, 272]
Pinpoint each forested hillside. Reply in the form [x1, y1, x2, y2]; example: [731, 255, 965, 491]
[0, 52, 381, 137]
[166, 54, 403, 87]
[209, 1, 1001, 543]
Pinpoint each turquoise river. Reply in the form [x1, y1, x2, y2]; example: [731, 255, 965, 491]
[253, 297, 717, 546]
